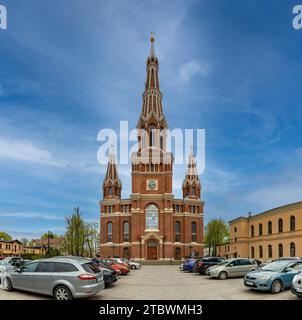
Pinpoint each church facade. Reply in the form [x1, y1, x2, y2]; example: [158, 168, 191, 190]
[99, 35, 204, 260]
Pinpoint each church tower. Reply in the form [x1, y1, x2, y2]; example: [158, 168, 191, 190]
[99, 34, 204, 261]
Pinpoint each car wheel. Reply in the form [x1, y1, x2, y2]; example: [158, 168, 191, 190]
[54, 285, 73, 300]
[271, 280, 282, 294]
[3, 277, 13, 291]
[131, 265, 137, 270]
[218, 271, 228, 280]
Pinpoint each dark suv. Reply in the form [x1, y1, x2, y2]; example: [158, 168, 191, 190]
[194, 257, 224, 275]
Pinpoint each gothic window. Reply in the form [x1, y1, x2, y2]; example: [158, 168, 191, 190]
[108, 187, 113, 195]
[149, 125, 156, 147]
[146, 204, 159, 230]
[175, 221, 181, 242]
[123, 222, 130, 242]
[160, 135, 164, 150]
[107, 222, 113, 243]
[191, 222, 197, 242]
[107, 206, 113, 214]
[268, 221, 272, 235]
[290, 242, 296, 257]
[191, 206, 196, 214]
[290, 216, 296, 231]
[186, 187, 190, 197]
[278, 219, 283, 233]
[192, 186, 196, 196]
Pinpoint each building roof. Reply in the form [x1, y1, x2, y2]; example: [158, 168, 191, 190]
[228, 201, 302, 224]
[0, 239, 22, 245]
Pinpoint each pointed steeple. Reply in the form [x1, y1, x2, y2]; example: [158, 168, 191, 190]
[182, 147, 201, 199]
[137, 33, 167, 130]
[102, 145, 122, 198]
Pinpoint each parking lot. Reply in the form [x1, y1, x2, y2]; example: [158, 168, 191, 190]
[0, 265, 297, 300]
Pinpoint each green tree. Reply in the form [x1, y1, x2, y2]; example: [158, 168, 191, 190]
[63, 207, 99, 258]
[0, 232, 12, 241]
[40, 232, 59, 239]
[205, 219, 229, 257]
[64, 207, 86, 256]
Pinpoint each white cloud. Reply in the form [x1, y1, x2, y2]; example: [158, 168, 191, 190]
[179, 60, 209, 83]
[0, 137, 67, 167]
[0, 211, 65, 221]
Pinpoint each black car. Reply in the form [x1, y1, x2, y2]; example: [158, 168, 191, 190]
[92, 259, 119, 287]
[194, 257, 224, 275]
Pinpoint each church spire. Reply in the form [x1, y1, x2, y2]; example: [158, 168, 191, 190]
[182, 147, 201, 199]
[102, 145, 122, 198]
[137, 33, 167, 131]
[149, 32, 155, 58]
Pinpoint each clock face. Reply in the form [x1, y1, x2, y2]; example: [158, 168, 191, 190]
[148, 180, 156, 190]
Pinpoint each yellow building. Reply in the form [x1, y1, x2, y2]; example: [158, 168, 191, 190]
[23, 245, 46, 255]
[217, 201, 302, 261]
[0, 239, 23, 259]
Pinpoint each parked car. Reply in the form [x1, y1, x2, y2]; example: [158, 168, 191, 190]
[110, 258, 131, 269]
[291, 269, 302, 298]
[2, 257, 24, 267]
[194, 257, 224, 275]
[100, 258, 130, 275]
[121, 258, 141, 270]
[208, 258, 258, 280]
[260, 257, 300, 268]
[244, 259, 302, 293]
[182, 259, 196, 272]
[91, 259, 119, 287]
[179, 262, 184, 271]
[0, 260, 16, 286]
[2, 257, 105, 300]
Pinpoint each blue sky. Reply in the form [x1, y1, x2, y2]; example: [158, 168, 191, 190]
[0, 0, 301, 239]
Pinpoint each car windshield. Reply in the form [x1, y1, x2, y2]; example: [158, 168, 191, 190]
[261, 260, 290, 272]
[0, 261, 12, 267]
[81, 262, 101, 274]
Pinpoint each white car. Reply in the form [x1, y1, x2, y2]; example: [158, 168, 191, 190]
[292, 271, 302, 298]
[0, 260, 15, 288]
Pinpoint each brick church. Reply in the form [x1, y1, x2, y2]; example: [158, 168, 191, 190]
[100, 34, 204, 260]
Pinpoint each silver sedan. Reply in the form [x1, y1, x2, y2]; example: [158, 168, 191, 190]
[2, 257, 104, 300]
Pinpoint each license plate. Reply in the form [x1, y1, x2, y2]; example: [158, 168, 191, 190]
[246, 281, 254, 286]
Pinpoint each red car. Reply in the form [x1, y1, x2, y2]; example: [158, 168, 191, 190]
[101, 259, 130, 275]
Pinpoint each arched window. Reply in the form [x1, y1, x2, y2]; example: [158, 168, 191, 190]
[123, 247, 130, 259]
[108, 187, 113, 195]
[175, 247, 181, 260]
[149, 125, 156, 146]
[251, 225, 254, 237]
[191, 222, 197, 242]
[251, 246, 255, 258]
[146, 204, 159, 230]
[278, 218, 283, 233]
[268, 244, 272, 258]
[259, 223, 263, 236]
[268, 221, 272, 235]
[290, 216, 296, 231]
[278, 243, 283, 258]
[175, 221, 181, 242]
[160, 135, 164, 150]
[290, 242, 296, 257]
[259, 245, 263, 258]
[186, 187, 190, 197]
[192, 186, 196, 196]
[107, 222, 113, 242]
[123, 222, 130, 242]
